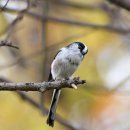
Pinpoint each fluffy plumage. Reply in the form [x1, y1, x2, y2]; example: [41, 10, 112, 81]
[47, 42, 88, 127]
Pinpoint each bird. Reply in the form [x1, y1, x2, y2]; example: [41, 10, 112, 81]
[46, 42, 88, 127]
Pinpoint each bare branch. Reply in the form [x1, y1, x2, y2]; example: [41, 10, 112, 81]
[46, 16, 130, 33]
[5, 0, 31, 39]
[50, 0, 102, 10]
[0, 78, 86, 92]
[0, 0, 10, 11]
[17, 91, 82, 130]
[1, 6, 130, 33]
[0, 40, 19, 49]
[0, 77, 84, 130]
[107, 0, 130, 11]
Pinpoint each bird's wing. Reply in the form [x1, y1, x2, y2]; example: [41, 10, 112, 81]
[48, 70, 53, 81]
[48, 49, 62, 81]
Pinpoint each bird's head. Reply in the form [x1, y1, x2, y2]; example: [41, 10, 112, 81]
[67, 42, 88, 56]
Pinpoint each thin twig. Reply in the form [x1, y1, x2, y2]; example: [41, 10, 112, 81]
[5, 0, 30, 39]
[0, 40, 19, 49]
[46, 16, 130, 33]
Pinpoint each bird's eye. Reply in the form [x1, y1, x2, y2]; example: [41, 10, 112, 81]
[77, 42, 84, 50]
[78, 45, 83, 50]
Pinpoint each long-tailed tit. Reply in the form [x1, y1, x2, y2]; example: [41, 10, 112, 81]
[47, 42, 88, 127]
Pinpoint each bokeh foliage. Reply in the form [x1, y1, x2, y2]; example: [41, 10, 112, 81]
[0, 0, 130, 130]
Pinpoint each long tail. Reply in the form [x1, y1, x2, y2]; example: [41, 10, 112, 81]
[47, 89, 61, 127]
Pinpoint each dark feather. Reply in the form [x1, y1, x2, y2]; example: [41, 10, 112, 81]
[47, 89, 61, 127]
[48, 71, 53, 81]
[53, 50, 62, 59]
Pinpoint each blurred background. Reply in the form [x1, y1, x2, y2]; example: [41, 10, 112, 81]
[0, 0, 130, 130]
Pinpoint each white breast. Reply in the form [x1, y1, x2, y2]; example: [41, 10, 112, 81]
[51, 48, 83, 80]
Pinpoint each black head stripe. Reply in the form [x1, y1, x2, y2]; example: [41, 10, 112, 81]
[76, 42, 85, 51]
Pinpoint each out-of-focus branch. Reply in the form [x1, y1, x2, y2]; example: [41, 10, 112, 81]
[0, 77, 86, 92]
[1, 6, 130, 33]
[18, 13, 130, 33]
[46, 16, 130, 33]
[5, 12, 23, 39]
[0, 40, 19, 49]
[50, 0, 103, 10]
[0, 31, 89, 70]
[107, 0, 130, 11]
[5, 0, 30, 39]
[17, 91, 82, 130]
[0, 77, 84, 130]
[0, 0, 10, 11]
[1, 0, 130, 33]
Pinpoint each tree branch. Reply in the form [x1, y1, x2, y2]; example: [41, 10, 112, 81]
[0, 0, 10, 11]
[0, 40, 19, 49]
[50, 0, 102, 10]
[0, 77, 84, 130]
[0, 78, 86, 92]
[1, 6, 130, 33]
[107, 0, 130, 11]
